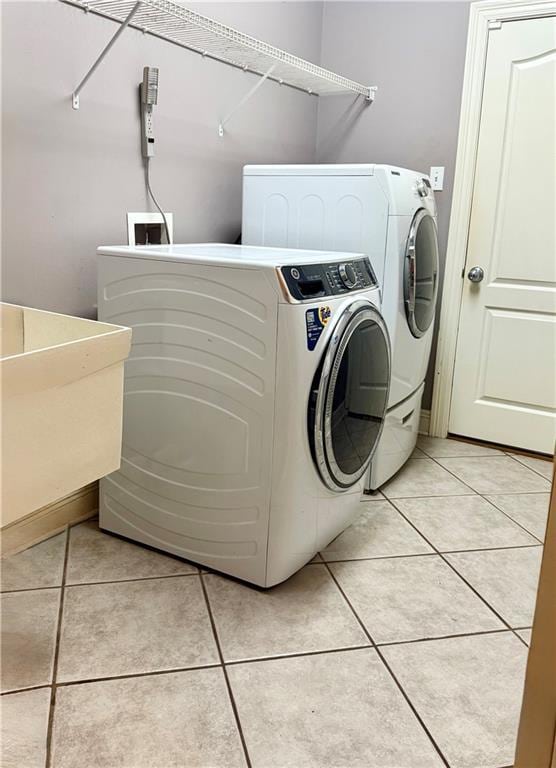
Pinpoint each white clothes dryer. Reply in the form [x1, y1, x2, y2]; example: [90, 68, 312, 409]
[242, 164, 439, 488]
[97, 244, 390, 586]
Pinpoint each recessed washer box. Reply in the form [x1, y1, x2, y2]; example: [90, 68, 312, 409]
[127, 212, 173, 245]
[0, 303, 131, 527]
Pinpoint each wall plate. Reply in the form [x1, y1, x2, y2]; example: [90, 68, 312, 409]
[429, 167, 445, 191]
[127, 212, 174, 245]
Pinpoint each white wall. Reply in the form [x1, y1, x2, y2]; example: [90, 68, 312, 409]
[1, 1, 322, 317]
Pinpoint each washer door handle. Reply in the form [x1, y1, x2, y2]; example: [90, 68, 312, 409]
[467, 266, 484, 283]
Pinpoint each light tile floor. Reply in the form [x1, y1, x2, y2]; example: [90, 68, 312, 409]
[0, 437, 551, 768]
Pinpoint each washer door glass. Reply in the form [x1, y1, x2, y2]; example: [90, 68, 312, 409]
[309, 302, 390, 491]
[404, 210, 439, 338]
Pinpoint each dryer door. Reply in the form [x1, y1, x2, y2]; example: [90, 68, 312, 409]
[404, 210, 439, 338]
[309, 300, 390, 491]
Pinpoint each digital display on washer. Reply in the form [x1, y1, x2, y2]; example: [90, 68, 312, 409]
[280, 259, 377, 301]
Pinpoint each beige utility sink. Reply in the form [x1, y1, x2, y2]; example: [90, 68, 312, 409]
[1, 302, 131, 527]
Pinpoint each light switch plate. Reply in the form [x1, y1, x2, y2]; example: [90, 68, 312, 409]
[430, 167, 445, 191]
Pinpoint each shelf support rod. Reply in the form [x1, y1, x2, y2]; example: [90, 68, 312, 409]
[218, 64, 277, 137]
[72, 1, 142, 109]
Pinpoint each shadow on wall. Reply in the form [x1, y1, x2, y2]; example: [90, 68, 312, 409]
[316, 0, 471, 409]
[318, 95, 372, 158]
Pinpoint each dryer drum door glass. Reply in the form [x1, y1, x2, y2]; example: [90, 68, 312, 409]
[309, 301, 390, 491]
[404, 210, 439, 338]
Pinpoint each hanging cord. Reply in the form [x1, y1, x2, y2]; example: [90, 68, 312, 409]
[145, 156, 172, 245]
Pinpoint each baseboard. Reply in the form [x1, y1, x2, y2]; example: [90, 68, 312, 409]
[419, 409, 431, 436]
[1, 482, 98, 557]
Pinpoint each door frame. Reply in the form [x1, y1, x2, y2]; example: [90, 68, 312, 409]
[429, 0, 555, 438]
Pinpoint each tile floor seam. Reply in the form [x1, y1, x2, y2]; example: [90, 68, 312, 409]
[423, 454, 546, 543]
[321, 542, 541, 564]
[321, 561, 452, 768]
[52, 662, 223, 688]
[0, 570, 201, 594]
[481, 495, 545, 544]
[44, 527, 70, 768]
[462, 489, 548, 495]
[430, 454, 551, 495]
[63, 571, 200, 589]
[428, 451, 550, 490]
[426, 454, 499, 495]
[0, 626, 525, 696]
[224, 644, 373, 667]
[440, 543, 541, 554]
[507, 453, 554, 480]
[321, 552, 438, 564]
[0, 684, 53, 697]
[383, 497, 436, 550]
[375, 627, 512, 648]
[420, 436, 549, 462]
[0, 585, 65, 595]
[418, 448, 499, 461]
[384, 492, 479, 500]
[198, 572, 252, 768]
[387, 499, 532, 648]
[5, 622, 532, 696]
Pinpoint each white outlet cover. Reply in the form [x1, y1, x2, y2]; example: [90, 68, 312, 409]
[127, 212, 174, 245]
[429, 167, 445, 191]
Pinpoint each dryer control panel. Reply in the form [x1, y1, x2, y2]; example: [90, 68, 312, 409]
[280, 258, 377, 301]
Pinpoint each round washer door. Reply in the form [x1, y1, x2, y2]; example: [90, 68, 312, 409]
[309, 300, 391, 492]
[404, 209, 439, 338]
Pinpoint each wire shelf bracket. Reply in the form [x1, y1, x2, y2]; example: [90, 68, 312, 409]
[65, 0, 376, 119]
[72, 1, 141, 109]
[218, 64, 277, 137]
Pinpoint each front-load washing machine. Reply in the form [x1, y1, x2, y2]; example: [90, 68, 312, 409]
[242, 164, 439, 488]
[97, 243, 390, 586]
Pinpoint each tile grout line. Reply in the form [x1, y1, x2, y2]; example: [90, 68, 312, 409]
[481, 496, 545, 545]
[63, 571, 199, 588]
[374, 627, 514, 648]
[321, 552, 436, 564]
[53, 662, 222, 689]
[427, 451, 550, 497]
[506, 453, 554, 481]
[2, 624, 533, 698]
[387, 488, 549, 497]
[423, 453, 546, 545]
[44, 526, 71, 768]
[198, 572, 252, 768]
[321, 561, 451, 768]
[1, 571, 200, 595]
[411, 443, 550, 486]
[0, 531, 542, 596]
[1, 537, 541, 597]
[383, 491, 479, 501]
[1, 684, 53, 697]
[224, 644, 373, 667]
[419, 441, 550, 466]
[321, 542, 541, 566]
[387, 499, 531, 649]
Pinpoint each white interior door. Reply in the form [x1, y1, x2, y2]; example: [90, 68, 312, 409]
[449, 15, 556, 454]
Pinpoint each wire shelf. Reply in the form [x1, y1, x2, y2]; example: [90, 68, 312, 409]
[64, 0, 374, 100]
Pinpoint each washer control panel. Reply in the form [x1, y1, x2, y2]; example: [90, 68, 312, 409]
[280, 258, 377, 301]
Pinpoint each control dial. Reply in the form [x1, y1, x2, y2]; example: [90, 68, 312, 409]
[338, 263, 358, 289]
[417, 179, 429, 197]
